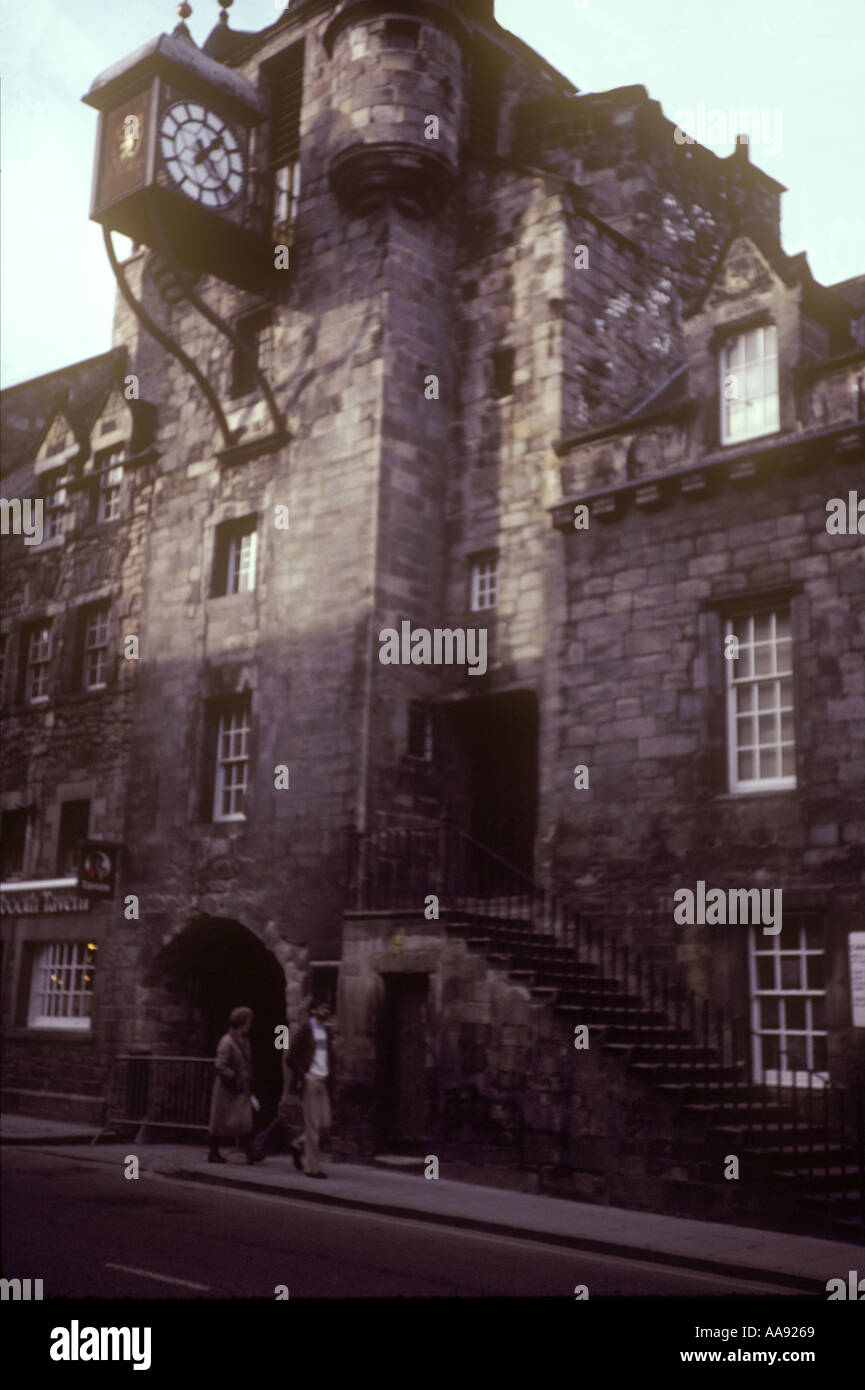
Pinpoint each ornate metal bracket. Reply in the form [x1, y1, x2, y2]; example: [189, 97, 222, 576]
[104, 226, 235, 449]
[149, 203, 285, 440]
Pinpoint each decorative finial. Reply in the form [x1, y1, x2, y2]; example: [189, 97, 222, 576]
[177, 2, 192, 18]
[219, 0, 233, 22]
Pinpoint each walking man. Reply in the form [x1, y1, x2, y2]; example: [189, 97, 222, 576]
[207, 1005, 262, 1165]
[287, 1001, 335, 1179]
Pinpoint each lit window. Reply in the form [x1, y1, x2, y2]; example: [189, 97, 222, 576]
[749, 924, 827, 1087]
[721, 325, 779, 444]
[83, 605, 110, 689]
[28, 941, 98, 1030]
[725, 608, 795, 793]
[470, 556, 498, 612]
[213, 705, 251, 822]
[95, 446, 124, 522]
[43, 468, 68, 540]
[26, 622, 52, 702]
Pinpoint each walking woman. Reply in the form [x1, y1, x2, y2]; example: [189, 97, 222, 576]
[207, 1005, 262, 1165]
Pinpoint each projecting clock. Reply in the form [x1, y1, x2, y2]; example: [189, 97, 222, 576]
[83, 21, 272, 293]
[159, 101, 245, 209]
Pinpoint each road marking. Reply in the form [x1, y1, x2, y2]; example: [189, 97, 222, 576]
[146, 1172, 801, 1296]
[105, 1262, 211, 1291]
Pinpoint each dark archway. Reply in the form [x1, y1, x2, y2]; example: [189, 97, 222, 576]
[145, 915, 286, 1118]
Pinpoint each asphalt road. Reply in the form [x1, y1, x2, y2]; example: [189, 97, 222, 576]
[2, 1148, 799, 1300]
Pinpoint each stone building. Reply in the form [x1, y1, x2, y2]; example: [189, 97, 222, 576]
[2, 0, 863, 1232]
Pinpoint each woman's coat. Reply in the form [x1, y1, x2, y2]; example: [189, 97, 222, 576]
[208, 1029, 254, 1136]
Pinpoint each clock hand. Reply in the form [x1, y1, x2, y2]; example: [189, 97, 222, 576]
[194, 133, 225, 166]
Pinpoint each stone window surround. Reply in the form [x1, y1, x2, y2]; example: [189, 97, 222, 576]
[719, 322, 780, 447]
[26, 938, 97, 1032]
[723, 604, 796, 794]
[701, 585, 803, 802]
[202, 497, 270, 608]
[5, 914, 103, 1043]
[469, 550, 499, 611]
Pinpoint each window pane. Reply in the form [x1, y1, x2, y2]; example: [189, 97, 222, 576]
[756, 954, 776, 991]
[754, 642, 773, 676]
[806, 954, 825, 990]
[786, 1035, 807, 1070]
[758, 747, 779, 779]
[780, 956, 802, 990]
[760, 996, 780, 1028]
[738, 748, 755, 781]
[762, 1035, 780, 1071]
[758, 713, 776, 744]
[785, 997, 806, 1030]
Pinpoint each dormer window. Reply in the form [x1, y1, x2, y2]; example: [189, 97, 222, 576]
[720, 325, 779, 445]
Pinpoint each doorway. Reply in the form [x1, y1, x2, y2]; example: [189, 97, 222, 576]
[446, 690, 538, 875]
[145, 916, 287, 1118]
[377, 973, 429, 1150]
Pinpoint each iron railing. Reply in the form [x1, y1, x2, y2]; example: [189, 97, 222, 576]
[103, 1054, 214, 1142]
[350, 817, 865, 1237]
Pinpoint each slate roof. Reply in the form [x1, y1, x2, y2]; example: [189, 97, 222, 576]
[829, 275, 865, 314]
[1, 349, 126, 479]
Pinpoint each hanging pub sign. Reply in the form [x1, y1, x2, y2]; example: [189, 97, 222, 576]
[78, 840, 120, 899]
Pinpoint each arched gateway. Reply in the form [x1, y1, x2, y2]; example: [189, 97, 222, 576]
[142, 914, 287, 1117]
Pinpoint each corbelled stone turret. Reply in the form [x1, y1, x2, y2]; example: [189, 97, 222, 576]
[324, 1, 471, 216]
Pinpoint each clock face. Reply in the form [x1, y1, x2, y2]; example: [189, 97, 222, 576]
[159, 101, 245, 210]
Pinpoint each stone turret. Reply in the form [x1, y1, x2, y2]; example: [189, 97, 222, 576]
[323, 1, 471, 216]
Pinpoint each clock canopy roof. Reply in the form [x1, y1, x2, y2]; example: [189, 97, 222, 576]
[82, 22, 265, 125]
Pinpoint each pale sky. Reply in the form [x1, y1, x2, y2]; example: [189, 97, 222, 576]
[1, 0, 863, 389]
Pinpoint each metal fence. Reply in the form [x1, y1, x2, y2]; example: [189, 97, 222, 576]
[104, 1054, 214, 1142]
[350, 817, 865, 1236]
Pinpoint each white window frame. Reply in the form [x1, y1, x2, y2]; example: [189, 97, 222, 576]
[213, 706, 251, 822]
[725, 608, 796, 794]
[26, 622, 52, 702]
[227, 528, 258, 595]
[44, 469, 68, 540]
[27, 940, 98, 1031]
[470, 556, 498, 612]
[95, 446, 124, 523]
[273, 159, 302, 232]
[749, 925, 827, 1088]
[720, 324, 779, 445]
[83, 606, 110, 690]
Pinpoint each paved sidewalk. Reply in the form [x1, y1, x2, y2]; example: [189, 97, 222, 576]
[2, 1113, 856, 1294]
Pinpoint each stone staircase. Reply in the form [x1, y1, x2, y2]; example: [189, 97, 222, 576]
[445, 910, 865, 1244]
